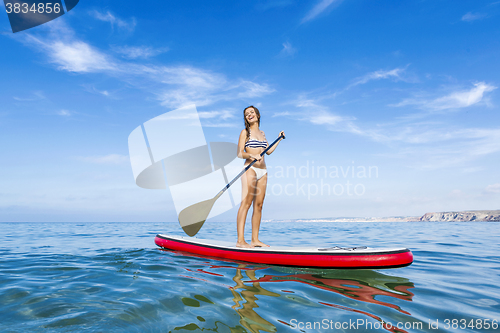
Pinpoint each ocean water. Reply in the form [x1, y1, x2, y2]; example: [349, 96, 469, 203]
[0, 222, 499, 333]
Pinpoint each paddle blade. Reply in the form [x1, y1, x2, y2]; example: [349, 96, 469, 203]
[178, 197, 217, 236]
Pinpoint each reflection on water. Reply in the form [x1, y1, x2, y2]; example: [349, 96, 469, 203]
[231, 265, 280, 333]
[167, 251, 415, 333]
[260, 267, 414, 314]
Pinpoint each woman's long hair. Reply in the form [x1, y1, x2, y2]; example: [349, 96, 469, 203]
[243, 105, 261, 142]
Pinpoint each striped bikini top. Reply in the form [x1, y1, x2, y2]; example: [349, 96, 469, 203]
[245, 129, 268, 149]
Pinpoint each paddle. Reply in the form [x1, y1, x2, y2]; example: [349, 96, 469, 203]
[179, 133, 285, 236]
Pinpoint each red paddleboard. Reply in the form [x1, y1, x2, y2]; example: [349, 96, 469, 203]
[155, 234, 413, 269]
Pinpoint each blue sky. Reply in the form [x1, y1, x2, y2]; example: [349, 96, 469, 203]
[1, 0, 499, 222]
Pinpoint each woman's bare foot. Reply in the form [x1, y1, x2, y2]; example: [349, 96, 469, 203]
[236, 241, 252, 248]
[250, 240, 270, 247]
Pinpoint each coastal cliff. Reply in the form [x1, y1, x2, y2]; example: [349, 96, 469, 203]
[419, 210, 500, 222]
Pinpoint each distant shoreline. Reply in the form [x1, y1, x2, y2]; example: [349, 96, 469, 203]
[264, 210, 500, 222]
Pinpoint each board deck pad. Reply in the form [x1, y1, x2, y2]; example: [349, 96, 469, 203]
[155, 234, 413, 269]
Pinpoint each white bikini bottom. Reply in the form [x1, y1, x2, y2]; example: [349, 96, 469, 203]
[249, 166, 267, 180]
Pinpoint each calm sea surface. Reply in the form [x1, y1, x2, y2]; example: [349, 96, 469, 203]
[1, 222, 499, 333]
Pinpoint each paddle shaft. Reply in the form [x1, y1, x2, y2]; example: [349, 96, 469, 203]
[215, 133, 285, 199]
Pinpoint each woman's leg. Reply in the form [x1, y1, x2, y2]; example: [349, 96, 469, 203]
[236, 170, 257, 248]
[250, 174, 269, 247]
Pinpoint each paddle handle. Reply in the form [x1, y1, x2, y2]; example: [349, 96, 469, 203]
[216, 133, 285, 198]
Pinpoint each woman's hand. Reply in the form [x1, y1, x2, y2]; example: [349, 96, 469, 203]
[250, 154, 262, 162]
[279, 131, 285, 139]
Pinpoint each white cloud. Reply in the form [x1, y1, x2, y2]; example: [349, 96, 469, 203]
[157, 89, 212, 108]
[286, 95, 364, 136]
[20, 23, 273, 109]
[97, 90, 109, 97]
[83, 85, 111, 97]
[57, 109, 72, 116]
[24, 29, 116, 73]
[307, 112, 346, 125]
[151, 69, 274, 108]
[236, 80, 275, 98]
[148, 65, 227, 89]
[394, 82, 497, 111]
[113, 45, 169, 59]
[304, 111, 371, 138]
[273, 111, 291, 117]
[375, 127, 500, 169]
[89, 10, 136, 32]
[428, 82, 496, 110]
[294, 94, 329, 111]
[198, 110, 235, 120]
[287, 89, 500, 169]
[347, 66, 410, 89]
[277, 42, 297, 57]
[202, 122, 238, 128]
[302, 0, 343, 23]
[146, 108, 237, 127]
[462, 12, 487, 22]
[50, 40, 116, 73]
[484, 183, 500, 194]
[13, 91, 46, 101]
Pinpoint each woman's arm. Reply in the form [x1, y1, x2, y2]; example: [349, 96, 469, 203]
[266, 131, 285, 155]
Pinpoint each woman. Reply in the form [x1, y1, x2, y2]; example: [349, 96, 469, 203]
[236, 106, 285, 248]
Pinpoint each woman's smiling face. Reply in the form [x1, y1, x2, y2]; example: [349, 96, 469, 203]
[245, 107, 258, 124]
